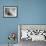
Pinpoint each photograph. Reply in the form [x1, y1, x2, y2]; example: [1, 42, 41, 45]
[18, 24, 46, 46]
[18, 25, 46, 41]
[4, 6, 17, 17]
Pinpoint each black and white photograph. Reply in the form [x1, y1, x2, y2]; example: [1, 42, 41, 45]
[18, 25, 46, 46]
[3, 6, 17, 17]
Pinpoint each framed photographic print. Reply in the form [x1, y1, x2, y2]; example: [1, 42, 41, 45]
[3, 6, 17, 18]
[18, 24, 46, 42]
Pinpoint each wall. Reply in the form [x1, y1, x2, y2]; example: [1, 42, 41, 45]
[18, 0, 46, 24]
[0, 0, 46, 45]
[0, 0, 18, 44]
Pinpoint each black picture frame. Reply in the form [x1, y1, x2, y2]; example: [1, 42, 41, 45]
[3, 6, 18, 18]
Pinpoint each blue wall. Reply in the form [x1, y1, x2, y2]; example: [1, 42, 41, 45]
[18, 0, 46, 24]
[0, 0, 46, 44]
[0, 0, 18, 44]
